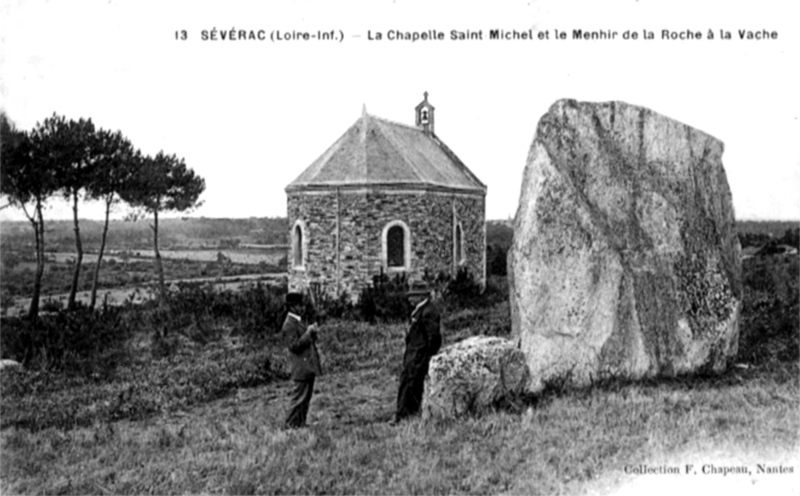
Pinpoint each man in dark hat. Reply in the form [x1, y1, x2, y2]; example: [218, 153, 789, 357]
[282, 292, 321, 428]
[394, 287, 442, 423]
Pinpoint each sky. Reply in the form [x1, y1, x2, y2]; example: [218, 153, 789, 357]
[1, 0, 798, 223]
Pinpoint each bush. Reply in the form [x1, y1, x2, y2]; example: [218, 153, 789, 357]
[161, 282, 287, 342]
[0, 288, 14, 316]
[0, 305, 133, 378]
[306, 283, 355, 322]
[41, 298, 64, 313]
[739, 231, 772, 249]
[487, 244, 508, 276]
[445, 267, 483, 302]
[357, 272, 411, 323]
[232, 282, 287, 337]
[780, 228, 800, 248]
[442, 267, 509, 312]
[738, 256, 799, 365]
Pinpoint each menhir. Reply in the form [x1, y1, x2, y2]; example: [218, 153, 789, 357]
[508, 99, 742, 392]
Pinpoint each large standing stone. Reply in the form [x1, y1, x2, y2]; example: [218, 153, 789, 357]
[508, 99, 742, 392]
[422, 336, 530, 419]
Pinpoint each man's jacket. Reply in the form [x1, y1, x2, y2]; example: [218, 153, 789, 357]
[403, 299, 442, 372]
[282, 313, 321, 381]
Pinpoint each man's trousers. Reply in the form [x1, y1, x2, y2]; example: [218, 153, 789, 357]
[285, 377, 315, 428]
[395, 363, 428, 421]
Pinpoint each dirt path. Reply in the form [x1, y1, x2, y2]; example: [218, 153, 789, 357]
[166, 367, 398, 431]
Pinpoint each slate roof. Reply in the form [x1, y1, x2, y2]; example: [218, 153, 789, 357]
[285, 111, 486, 193]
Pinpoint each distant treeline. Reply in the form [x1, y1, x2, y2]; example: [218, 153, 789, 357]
[0, 217, 289, 252]
[737, 220, 798, 237]
[737, 220, 800, 249]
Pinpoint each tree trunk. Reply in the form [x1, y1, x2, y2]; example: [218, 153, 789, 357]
[67, 190, 83, 310]
[28, 200, 45, 321]
[153, 208, 166, 304]
[90, 196, 112, 310]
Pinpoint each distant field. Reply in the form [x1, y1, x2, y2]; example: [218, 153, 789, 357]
[110, 248, 286, 265]
[0, 246, 287, 309]
[43, 249, 286, 266]
[0, 217, 290, 253]
[3, 273, 287, 317]
[1, 218, 795, 314]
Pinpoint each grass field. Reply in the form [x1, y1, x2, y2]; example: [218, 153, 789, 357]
[1, 252, 798, 494]
[3, 360, 797, 495]
[43, 249, 285, 266]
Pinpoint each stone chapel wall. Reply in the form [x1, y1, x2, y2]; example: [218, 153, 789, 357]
[287, 189, 485, 299]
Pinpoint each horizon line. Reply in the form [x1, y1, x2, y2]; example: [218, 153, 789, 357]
[1, 216, 798, 223]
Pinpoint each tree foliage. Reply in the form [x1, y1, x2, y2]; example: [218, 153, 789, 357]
[35, 114, 98, 309]
[120, 151, 206, 302]
[1, 113, 59, 319]
[85, 129, 138, 308]
[2, 110, 199, 315]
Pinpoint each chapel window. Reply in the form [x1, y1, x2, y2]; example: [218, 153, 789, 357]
[383, 220, 410, 271]
[387, 225, 405, 268]
[292, 222, 305, 268]
[455, 223, 464, 265]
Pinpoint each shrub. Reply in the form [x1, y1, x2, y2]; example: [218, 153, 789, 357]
[487, 244, 508, 276]
[780, 227, 800, 248]
[0, 288, 14, 316]
[0, 305, 132, 378]
[231, 282, 287, 337]
[739, 231, 772, 249]
[158, 282, 286, 343]
[306, 283, 355, 322]
[41, 298, 64, 313]
[738, 256, 799, 365]
[446, 267, 482, 302]
[356, 272, 410, 323]
[442, 268, 508, 311]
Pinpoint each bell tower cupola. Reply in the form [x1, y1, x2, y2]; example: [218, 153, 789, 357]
[415, 91, 435, 135]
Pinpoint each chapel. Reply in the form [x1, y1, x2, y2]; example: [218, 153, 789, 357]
[285, 93, 487, 299]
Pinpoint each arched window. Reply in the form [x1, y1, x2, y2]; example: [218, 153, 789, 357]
[382, 220, 411, 272]
[292, 220, 306, 269]
[454, 223, 464, 265]
[388, 226, 405, 267]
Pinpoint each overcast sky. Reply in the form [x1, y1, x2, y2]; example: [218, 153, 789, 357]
[1, 0, 798, 222]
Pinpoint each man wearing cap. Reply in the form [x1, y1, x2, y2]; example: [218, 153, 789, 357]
[394, 288, 442, 422]
[282, 292, 321, 428]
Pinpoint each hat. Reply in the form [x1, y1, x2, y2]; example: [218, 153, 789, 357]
[406, 284, 430, 298]
[285, 292, 304, 306]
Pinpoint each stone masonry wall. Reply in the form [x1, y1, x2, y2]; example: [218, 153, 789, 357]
[287, 189, 485, 299]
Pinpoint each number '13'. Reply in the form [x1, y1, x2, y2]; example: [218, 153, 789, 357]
[175, 30, 187, 40]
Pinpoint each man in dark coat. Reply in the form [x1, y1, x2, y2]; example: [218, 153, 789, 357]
[394, 288, 442, 422]
[282, 292, 321, 428]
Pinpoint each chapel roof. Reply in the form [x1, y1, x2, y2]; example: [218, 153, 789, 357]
[285, 109, 486, 194]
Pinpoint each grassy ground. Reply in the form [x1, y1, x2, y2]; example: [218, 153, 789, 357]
[1, 351, 796, 495]
[1, 256, 798, 495]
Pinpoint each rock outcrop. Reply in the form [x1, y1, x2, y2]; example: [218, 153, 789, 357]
[422, 336, 530, 419]
[508, 99, 742, 392]
[0, 359, 22, 371]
